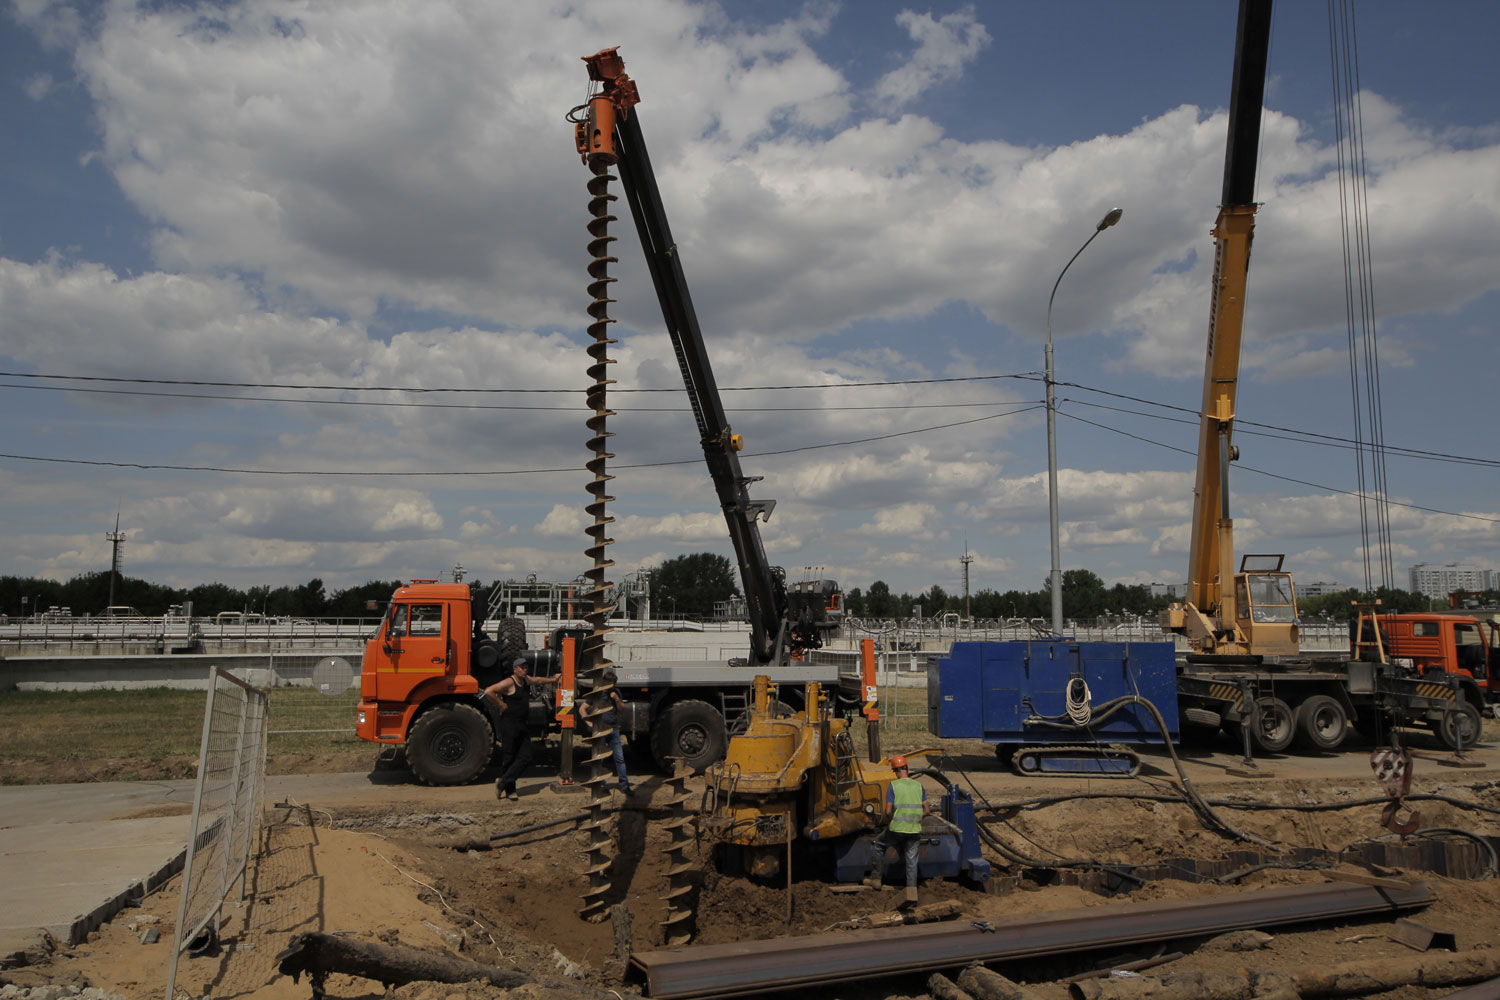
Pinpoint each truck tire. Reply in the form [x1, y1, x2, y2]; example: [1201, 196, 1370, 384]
[1294, 695, 1348, 751]
[652, 699, 728, 773]
[1250, 697, 1295, 754]
[1431, 701, 1482, 751]
[496, 617, 527, 665]
[406, 702, 494, 786]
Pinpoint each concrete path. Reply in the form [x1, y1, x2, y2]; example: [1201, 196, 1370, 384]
[0, 815, 189, 955]
[0, 769, 557, 962]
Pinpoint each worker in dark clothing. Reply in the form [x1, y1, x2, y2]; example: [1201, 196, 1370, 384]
[579, 667, 630, 794]
[485, 657, 559, 800]
[863, 754, 931, 906]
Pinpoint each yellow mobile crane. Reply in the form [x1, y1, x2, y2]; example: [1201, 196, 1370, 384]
[1160, 0, 1300, 660]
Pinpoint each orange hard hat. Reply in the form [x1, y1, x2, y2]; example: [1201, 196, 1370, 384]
[890, 755, 908, 770]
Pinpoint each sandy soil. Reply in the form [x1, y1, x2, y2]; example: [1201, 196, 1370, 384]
[7, 730, 1500, 1000]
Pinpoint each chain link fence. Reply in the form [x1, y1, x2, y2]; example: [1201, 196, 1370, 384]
[262, 653, 362, 747]
[166, 666, 267, 1000]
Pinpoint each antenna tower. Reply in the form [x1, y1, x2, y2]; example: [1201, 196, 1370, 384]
[106, 513, 126, 608]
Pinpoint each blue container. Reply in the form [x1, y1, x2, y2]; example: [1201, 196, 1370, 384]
[929, 640, 1178, 747]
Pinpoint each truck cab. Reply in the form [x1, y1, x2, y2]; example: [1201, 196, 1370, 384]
[1364, 612, 1497, 703]
[356, 580, 532, 784]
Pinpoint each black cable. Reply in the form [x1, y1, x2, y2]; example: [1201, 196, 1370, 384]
[0, 405, 1043, 477]
[0, 380, 1022, 414]
[0, 368, 1034, 394]
[1058, 410, 1500, 526]
[980, 790, 1500, 818]
[1063, 397, 1500, 471]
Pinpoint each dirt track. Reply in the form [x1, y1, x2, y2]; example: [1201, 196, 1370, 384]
[9, 725, 1500, 1000]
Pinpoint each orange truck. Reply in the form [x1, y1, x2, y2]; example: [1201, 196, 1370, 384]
[354, 581, 535, 784]
[355, 579, 853, 784]
[1372, 612, 1497, 710]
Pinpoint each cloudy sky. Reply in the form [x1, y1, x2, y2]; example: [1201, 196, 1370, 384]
[2, 0, 1497, 606]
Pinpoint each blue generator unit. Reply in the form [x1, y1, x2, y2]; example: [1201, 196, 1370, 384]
[929, 640, 1179, 775]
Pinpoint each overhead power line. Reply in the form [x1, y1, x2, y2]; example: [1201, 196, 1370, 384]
[2, 367, 1494, 528]
[0, 404, 1039, 478]
[5, 368, 1494, 473]
[0, 369, 1034, 394]
[0, 380, 1019, 414]
[1058, 410, 1500, 526]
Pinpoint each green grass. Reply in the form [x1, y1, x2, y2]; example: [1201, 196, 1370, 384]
[0, 686, 362, 763]
[872, 685, 933, 744]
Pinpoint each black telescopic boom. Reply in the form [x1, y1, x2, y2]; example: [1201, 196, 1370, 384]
[609, 112, 784, 664]
[1222, 0, 1273, 207]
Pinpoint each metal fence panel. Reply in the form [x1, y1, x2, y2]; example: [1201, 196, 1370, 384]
[166, 666, 267, 1000]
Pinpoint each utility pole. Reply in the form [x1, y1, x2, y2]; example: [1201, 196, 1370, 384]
[105, 512, 126, 609]
[961, 543, 974, 622]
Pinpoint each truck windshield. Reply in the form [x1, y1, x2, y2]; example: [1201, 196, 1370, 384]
[1245, 573, 1296, 623]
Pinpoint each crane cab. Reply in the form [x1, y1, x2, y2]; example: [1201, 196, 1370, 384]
[1233, 554, 1300, 656]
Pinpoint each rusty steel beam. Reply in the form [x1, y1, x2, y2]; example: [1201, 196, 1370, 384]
[1439, 976, 1500, 1000]
[629, 881, 1433, 1000]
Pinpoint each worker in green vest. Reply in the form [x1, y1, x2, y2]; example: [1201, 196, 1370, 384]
[862, 754, 931, 906]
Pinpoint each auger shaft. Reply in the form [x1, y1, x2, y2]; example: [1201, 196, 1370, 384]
[577, 156, 619, 923]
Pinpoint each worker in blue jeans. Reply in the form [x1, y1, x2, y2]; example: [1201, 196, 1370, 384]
[580, 668, 630, 794]
[863, 755, 930, 906]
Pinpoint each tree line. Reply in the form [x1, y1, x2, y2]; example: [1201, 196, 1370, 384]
[3, 561, 1472, 623]
[621, 554, 1461, 622]
[1, 571, 405, 620]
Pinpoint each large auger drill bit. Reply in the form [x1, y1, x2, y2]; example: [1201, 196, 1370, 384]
[578, 156, 620, 924]
[660, 759, 699, 946]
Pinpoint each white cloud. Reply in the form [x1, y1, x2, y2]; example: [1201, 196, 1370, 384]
[874, 7, 991, 107]
[2, 1, 1497, 597]
[857, 502, 939, 538]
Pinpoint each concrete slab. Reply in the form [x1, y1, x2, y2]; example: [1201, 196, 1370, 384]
[0, 815, 188, 954]
[0, 780, 195, 828]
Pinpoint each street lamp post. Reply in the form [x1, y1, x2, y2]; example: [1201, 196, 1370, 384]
[1045, 207, 1123, 636]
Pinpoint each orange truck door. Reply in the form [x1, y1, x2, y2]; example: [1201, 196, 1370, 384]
[376, 602, 450, 702]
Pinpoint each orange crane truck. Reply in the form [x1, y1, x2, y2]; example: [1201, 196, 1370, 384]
[1159, 0, 1485, 755]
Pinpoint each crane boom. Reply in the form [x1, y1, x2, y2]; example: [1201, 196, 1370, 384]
[573, 48, 831, 665]
[1165, 0, 1300, 658]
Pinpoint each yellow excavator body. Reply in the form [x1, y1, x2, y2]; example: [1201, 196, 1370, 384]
[702, 676, 898, 878]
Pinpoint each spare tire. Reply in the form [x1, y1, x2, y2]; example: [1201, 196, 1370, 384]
[496, 617, 527, 665]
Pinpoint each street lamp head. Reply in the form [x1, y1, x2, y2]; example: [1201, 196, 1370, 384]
[1096, 207, 1123, 231]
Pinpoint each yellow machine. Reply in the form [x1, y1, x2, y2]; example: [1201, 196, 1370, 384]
[702, 676, 897, 878]
[1158, 0, 1301, 659]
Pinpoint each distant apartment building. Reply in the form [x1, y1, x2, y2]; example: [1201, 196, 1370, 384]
[1408, 562, 1496, 601]
[1148, 582, 1187, 600]
[1297, 580, 1342, 598]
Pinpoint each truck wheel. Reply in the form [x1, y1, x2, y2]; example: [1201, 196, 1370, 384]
[406, 703, 494, 785]
[1432, 701, 1482, 751]
[1250, 697, 1295, 754]
[1294, 695, 1348, 751]
[496, 617, 527, 664]
[652, 699, 727, 773]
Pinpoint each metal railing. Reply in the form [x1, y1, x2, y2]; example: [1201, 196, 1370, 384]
[166, 666, 267, 1000]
